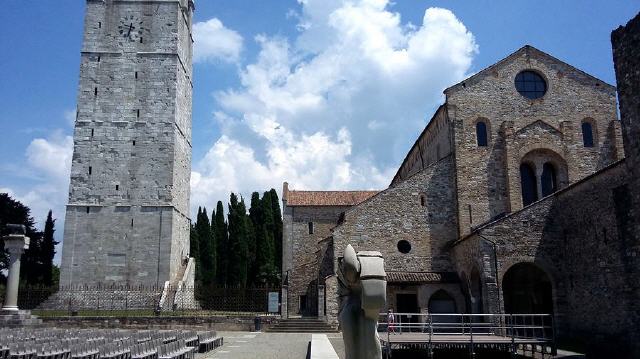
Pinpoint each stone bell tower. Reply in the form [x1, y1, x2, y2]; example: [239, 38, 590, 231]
[59, 0, 194, 287]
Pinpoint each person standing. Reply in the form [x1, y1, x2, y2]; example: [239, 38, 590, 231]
[387, 309, 396, 334]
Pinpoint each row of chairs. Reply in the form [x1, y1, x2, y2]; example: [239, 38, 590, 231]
[0, 328, 222, 359]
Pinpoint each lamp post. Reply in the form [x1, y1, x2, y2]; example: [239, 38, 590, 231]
[2, 224, 30, 312]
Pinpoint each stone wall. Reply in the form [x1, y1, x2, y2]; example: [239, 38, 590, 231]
[613, 13, 640, 174]
[391, 105, 452, 185]
[446, 46, 623, 237]
[333, 156, 458, 274]
[282, 205, 349, 316]
[452, 159, 640, 357]
[60, 0, 194, 287]
[60, 206, 183, 286]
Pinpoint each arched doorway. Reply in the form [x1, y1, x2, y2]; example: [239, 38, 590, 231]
[429, 289, 458, 332]
[502, 263, 553, 314]
[470, 268, 483, 314]
[428, 289, 457, 313]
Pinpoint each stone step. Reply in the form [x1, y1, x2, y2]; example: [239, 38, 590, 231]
[267, 318, 338, 333]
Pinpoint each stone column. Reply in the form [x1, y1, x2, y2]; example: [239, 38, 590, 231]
[2, 232, 30, 311]
[281, 285, 288, 319]
[318, 283, 325, 320]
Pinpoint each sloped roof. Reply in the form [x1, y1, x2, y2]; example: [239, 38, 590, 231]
[386, 271, 459, 283]
[285, 190, 379, 206]
[444, 45, 615, 95]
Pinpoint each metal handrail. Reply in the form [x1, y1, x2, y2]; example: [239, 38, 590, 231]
[379, 313, 554, 339]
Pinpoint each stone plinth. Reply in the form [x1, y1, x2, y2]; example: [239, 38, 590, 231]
[0, 310, 42, 327]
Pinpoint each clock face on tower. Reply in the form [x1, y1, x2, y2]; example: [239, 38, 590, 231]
[118, 14, 146, 42]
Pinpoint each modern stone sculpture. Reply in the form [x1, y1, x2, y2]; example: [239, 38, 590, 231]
[2, 224, 29, 311]
[338, 244, 386, 359]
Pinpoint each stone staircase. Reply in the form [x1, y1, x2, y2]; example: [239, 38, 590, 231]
[267, 317, 338, 333]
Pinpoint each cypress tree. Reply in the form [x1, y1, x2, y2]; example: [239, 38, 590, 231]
[227, 193, 249, 286]
[41, 210, 58, 286]
[248, 192, 262, 285]
[258, 191, 277, 284]
[214, 201, 228, 286]
[269, 189, 284, 273]
[189, 223, 200, 284]
[227, 194, 241, 286]
[209, 208, 218, 285]
[238, 197, 250, 286]
[196, 207, 215, 286]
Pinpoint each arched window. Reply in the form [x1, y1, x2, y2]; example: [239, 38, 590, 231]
[582, 121, 594, 147]
[476, 121, 488, 147]
[541, 162, 557, 197]
[520, 163, 538, 206]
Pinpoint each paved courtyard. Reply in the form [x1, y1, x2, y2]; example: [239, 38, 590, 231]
[202, 332, 345, 359]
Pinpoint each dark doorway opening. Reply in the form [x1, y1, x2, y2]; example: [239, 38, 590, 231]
[503, 263, 553, 314]
[299, 295, 307, 314]
[428, 289, 458, 332]
[396, 293, 419, 332]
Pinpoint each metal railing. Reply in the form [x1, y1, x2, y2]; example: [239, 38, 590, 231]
[1, 285, 282, 317]
[379, 313, 556, 358]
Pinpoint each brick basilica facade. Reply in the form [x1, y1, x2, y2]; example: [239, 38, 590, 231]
[282, 13, 640, 357]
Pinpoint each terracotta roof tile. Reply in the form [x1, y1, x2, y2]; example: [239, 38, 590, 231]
[285, 190, 379, 206]
[386, 272, 459, 283]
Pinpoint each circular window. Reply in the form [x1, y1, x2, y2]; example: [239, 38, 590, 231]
[514, 71, 546, 99]
[397, 240, 412, 254]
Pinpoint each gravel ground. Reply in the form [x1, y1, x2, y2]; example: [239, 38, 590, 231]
[199, 331, 320, 359]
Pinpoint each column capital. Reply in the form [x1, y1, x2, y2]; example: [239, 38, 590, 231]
[2, 234, 30, 254]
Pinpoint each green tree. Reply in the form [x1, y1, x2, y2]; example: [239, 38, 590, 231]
[214, 201, 229, 286]
[247, 192, 262, 285]
[260, 191, 278, 283]
[269, 189, 284, 273]
[227, 193, 249, 286]
[0, 193, 43, 285]
[41, 210, 58, 286]
[196, 207, 216, 286]
[189, 217, 200, 284]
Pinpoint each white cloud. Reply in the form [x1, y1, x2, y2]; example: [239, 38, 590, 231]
[193, 18, 243, 64]
[64, 109, 76, 127]
[191, 0, 477, 212]
[2, 131, 73, 264]
[26, 130, 73, 181]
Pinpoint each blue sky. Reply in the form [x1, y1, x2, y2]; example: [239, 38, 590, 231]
[0, 1, 638, 255]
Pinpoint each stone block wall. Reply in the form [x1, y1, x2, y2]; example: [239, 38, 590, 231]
[452, 159, 640, 357]
[60, 0, 194, 287]
[282, 205, 349, 315]
[391, 105, 453, 185]
[612, 13, 640, 195]
[333, 156, 458, 273]
[60, 205, 183, 286]
[446, 46, 623, 237]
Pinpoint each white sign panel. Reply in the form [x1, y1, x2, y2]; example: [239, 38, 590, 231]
[268, 292, 279, 313]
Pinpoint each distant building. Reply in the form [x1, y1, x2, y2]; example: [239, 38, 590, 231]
[59, 0, 195, 288]
[283, 24, 640, 355]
